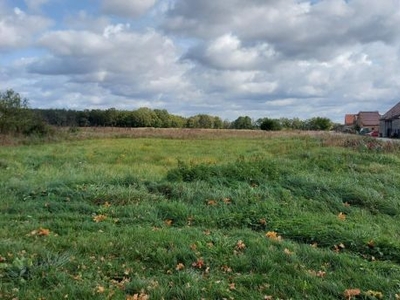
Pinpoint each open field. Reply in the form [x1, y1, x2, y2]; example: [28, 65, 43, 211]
[1, 129, 400, 299]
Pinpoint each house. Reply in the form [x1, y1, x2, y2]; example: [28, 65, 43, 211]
[355, 111, 380, 131]
[380, 102, 400, 138]
[344, 111, 380, 131]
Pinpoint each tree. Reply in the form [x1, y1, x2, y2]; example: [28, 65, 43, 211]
[130, 107, 160, 127]
[231, 116, 253, 129]
[154, 109, 172, 128]
[306, 117, 332, 131]
[197, 114, 213, 128]
[169, 115, 186, 128]
[212, 116, 223, 129]
[185, 114, 215, 128]
[104, 108, 118, 127]
[78, 110, 91, 127]
[186, 116, 196, 128]
[0, 89, 49, 135]
[291, 118, 305, 130]
[260, 118, 282, 131]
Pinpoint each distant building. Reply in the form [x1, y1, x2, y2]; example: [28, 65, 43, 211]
[344, 114, 356, 126]
[355, 111, 380, 131]
[344, 111, 380, 131]
[380, 102, 400, 138]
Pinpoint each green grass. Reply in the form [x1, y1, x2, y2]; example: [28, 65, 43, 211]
[1, 131, 400, 299]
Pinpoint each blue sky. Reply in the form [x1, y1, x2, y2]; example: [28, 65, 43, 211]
[1, 0, 400, 122]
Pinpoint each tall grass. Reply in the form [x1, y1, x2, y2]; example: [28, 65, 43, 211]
[1, 131, 400, 299]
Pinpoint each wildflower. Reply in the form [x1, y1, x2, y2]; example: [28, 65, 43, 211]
[93, 215, 107, 222]
[265, 231, 282, 241]
[192, 258, 205, 269]
[164, 219, 173, 226]
[343, 288, 361, 299]
[206, 200, 217, 206]
[236, 240, 246, 250]
[338, 212, 346, 221]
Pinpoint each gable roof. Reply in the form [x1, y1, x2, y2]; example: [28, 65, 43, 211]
[357, 111, 380, 126]
[381, 102, 400, 120]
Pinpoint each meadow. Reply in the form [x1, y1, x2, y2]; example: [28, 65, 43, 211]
[1, 129, 400, 299]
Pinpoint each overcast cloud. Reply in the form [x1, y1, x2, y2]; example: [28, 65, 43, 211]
[1, 0, 400, 122]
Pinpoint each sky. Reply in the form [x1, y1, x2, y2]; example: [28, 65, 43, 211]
[1, 0, 400, 123]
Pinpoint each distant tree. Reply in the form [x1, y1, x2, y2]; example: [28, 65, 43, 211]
[291, 118, 305, 130]
[35, 109, 68, 126]
[154, 109, 172, 128]
[278, 118, 291, 129]
[197, 114, 213, 128]
[186, 116, 196, 128]
[0, 89, 28, 133]
[260, 118, 282, 131]
[0, 89, 49, 135]
[78, 110, 90, 127]
[254, 118, 265, 129]
[169, 114, 186, 128]
[212, 116, 223, 129]
[104, 108, 118, 127]
[306, 117, 332, 131]
[231, 116, 253, 129]
[65, 110, 79, 127]
[88, 109, 107, 126]
[185, 114, 215, 128]
[130, 107, 160, 127]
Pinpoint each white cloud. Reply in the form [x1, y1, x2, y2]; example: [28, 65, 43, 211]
[103, 23, 130, 38]
[0, 6, 52, 50]
[2, 0, 400, 122]
[186, 34, 277, 71]
[24, 0, 49, 12]
[164, 0, 400, 60]
[28, 25, 196, 110]
[101, 0, 156, 18]
[38, 30, 113, 56]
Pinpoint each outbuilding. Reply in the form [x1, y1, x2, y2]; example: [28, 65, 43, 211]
[380, 102, 400, 138]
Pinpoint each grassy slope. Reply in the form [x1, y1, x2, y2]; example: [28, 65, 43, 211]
[0, 130, 400, 299]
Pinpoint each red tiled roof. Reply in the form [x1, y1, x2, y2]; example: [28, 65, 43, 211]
[344, 114, 356, 125]
[381, 102, 400, 120]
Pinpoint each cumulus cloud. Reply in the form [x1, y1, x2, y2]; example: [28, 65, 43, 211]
[2, 0, 400, 121]
[164, 0, 400, 60]
[185, 34, 278, 71]
[28, 24, 195, 109]
[159, 0, 400, 119]
[0, 6, 52, 50]
[37, 30, 113, 56]
[101, 0, 156, 18]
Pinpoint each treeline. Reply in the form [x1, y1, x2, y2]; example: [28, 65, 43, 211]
[1, 89, 333, 136]
[34, 108, 250, 129]
[35, 108, 332, 131]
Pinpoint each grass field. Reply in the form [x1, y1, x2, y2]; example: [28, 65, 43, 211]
[1, 129, 400, 299]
